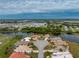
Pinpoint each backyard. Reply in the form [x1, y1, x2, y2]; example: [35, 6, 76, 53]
[0, 34, 22, 58]
[68, 42, 79, 58]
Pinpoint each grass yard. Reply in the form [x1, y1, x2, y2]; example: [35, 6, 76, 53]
[44, 51, 52, 58]
[68, 42, 79, 58]
[29, 52, 38, 58]
[0, 34, 22, 58]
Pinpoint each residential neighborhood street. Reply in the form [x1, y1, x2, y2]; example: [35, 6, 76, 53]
[33, 40, 48, 58]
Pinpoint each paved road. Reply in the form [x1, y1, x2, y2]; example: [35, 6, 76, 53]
[33, 40, 48, 58]
[33, 49, 53, 53]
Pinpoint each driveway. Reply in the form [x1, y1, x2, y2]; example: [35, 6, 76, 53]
[33, 40, 48, 58]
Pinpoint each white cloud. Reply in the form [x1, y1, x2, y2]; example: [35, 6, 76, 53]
[0, 0, 79, 15]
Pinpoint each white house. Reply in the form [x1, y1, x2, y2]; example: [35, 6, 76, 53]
[14, 45, 32, 53]
[21, 37, 31, 42]
[52, 51, 73, 58]
[0, 42, 2, 45]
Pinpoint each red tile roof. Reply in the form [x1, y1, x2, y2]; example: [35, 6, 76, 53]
[9, 52, 31, 58]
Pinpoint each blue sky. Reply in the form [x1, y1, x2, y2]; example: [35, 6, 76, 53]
[0, 0, 79, 19]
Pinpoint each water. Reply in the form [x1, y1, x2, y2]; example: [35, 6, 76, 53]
[0, 32, 33, 38]
[0, 32, 79, 43]
[61, 34, 79, 43]
[1, 11, 79, 19]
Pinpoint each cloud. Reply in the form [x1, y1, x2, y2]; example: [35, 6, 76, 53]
[0, 0, 79, 15]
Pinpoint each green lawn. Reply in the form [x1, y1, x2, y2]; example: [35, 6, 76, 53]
[29, 52, 38, 58]
[68, 42, 79, 58]
[0, 34, 22, 58]
[29, 42, 38, 50]
[44, 51, 52, 58]
[44, 43, 55, 50]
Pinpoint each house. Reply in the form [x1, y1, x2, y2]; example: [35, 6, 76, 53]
[9, 52, 31, 58]
[0, 42, 2, 45]
[15, 41, 29, 47]
[52, 51, 73, 58]
[14, 45, 32, 53]
[50, 37, 68, 46]
[21, 37, 31, 42]
[23, 22, 47, 27]
[31, 34, 41, 41]
[15, 37, 31, 47]
[44, 34, 50, 41]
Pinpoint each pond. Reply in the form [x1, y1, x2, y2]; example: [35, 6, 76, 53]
[61, 34, 79, 43]
[0, 32, 33, 38]
[0, 32, 79, 43]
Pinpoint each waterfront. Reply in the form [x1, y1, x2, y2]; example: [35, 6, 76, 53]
[0, 32, 79, 43]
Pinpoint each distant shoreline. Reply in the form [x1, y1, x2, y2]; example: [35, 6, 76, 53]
[0, 19, 79, 21]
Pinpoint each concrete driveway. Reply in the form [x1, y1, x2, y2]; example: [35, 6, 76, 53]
[33, 40, 48, 58]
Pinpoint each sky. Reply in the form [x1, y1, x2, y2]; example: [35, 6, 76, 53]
[0, 0, 79, 19]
